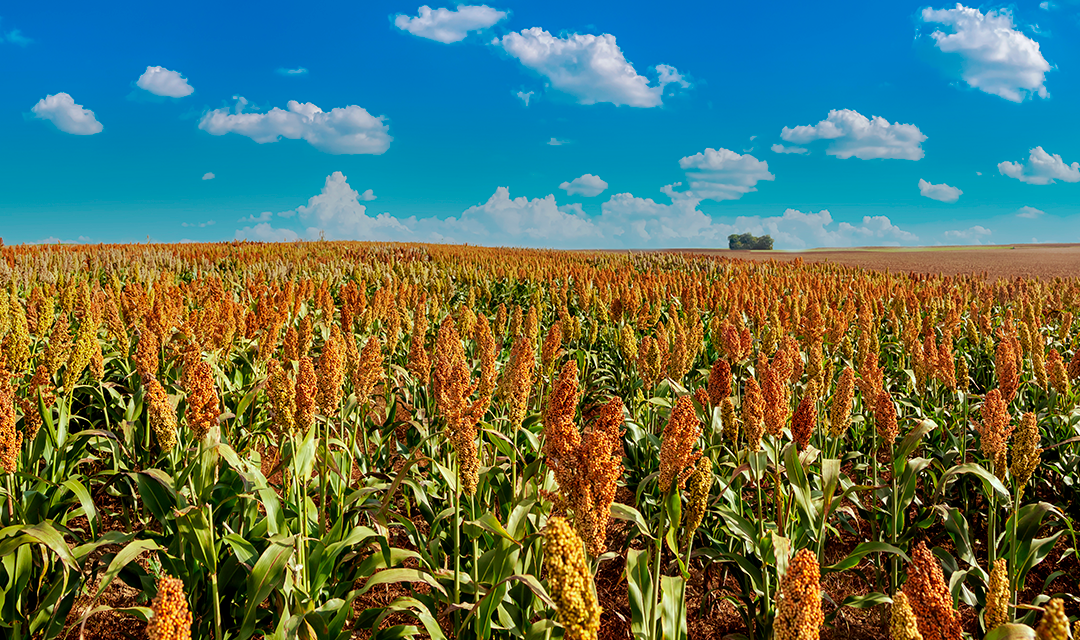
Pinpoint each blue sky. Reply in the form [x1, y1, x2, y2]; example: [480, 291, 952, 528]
[1, 0, 1079, 249]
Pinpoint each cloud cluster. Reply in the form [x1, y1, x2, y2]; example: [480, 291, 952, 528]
[31, 93, 103, 135]
[771, 143, 808, 155]
[277, 67, 309, 76]
[495, 28, 684, 107]
[202, 172, 215, 180]
[395, 4, 507, 43]
[673, 148, 774, 202]
[136, 66, 194, 98]
[235, 172, 918, 251]
[781, 109, 926, 160]
[998, 147, 1080, 184]
[921, 4, 1050, 102]
[943, 225, 992, 243]
[199, 98, 392, 154]
[918, 179, 962, 202]
[559, 174, 608, 197]
[1016, 206, 1044, 218]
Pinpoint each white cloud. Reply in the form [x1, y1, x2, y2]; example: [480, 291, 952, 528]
[395, 4, 507, 43]
[283, 172, 412, 240]
[670, 148, 774, 202]
[547, 137, 568, 146]
[235, 223, 301, 242]
[439, 187, 603, 245]
[998, 147, 1080, 184]
[1016, 205, 1045, 218]
[277, 67, 309, 75]
[943, 225, 992, 243]
[0, 19, 31, 46]
[198, 98, 391, 154]
[358, 188, 376, 201]
[135, 66, 194, 98]
[31, 93, 103, 135]
[202, 172, 215, 180]
[918, 179, 962, 202]
[182, 220, 216, 228]
[921, 5, 1050, 102]
[239, 211, 274, 223]
[495, 28, 684, 107]
[559, 173, 608, 197]
[1040, 1, 1052, 9]
[781, 109, 925, 160]
[516, 90, 534, 106]
[771, 143, 808, 155]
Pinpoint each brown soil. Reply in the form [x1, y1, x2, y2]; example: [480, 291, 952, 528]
[656, 244, 1080, 281]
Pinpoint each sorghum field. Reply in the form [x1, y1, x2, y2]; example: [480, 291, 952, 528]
[0, 241, 1077, 640]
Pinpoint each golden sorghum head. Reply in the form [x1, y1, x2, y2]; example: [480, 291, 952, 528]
[495, 302, 508, 337]
[637, 335, 662, 390]
[876, 389, 899, 449]
[316, 326, 346, 418]
[282, 326, 299, 362]
[742, 375, 766, 451]
[774, 548, 825, 640]
[658, 395, 702, 493]
[791, 384, 818, 452]
[1010, 411, 1041, 500]
[135, 326, 161, 383]
[45, 315, 72, 377]
[762, 355, 788, 439]
[475, 313, 497, 408]
[1035, 598, 1068, 640]
[890, 592, 924, 640]
[408, 303, 430, 385]
[977, 389, 1014, 478]
[708, 358, 732, 407]
[510, 304, 523, 338]
[543, 517, 601, 640]
[266, 359, 296, 436]
[525, 305, 539, 343]
[295, 355, 317, 433]
[505, 333, 535, 430]
[147, 575, 192, 640]
[543, 360, 582, 470]
[619, 324, 638, 362]
[20, 364, 55, 441]
[0, 370, 21, 473]
[995, 334, 1019, 404]
[542, 322, 564, 375]
[957, 355, 970, 393]
[829, 366, 855, 438]
[902, 541, 963, 640]
[984, 558, 1010, 633]
[681, 455, 712, 547]
[1047, 348, 1070, 397]
[182, 357, 219, 441]
[298, 316, 314, 359]
[145, 378, 178, 451]
[353, 337, 384, 406]
[720, 397, 739, 445]
[3, 297, 32, 374]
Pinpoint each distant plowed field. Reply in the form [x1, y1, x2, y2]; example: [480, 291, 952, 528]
[662, 244, 1080, 279]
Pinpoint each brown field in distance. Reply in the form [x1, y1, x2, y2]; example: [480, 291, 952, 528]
[658, 243, 1080, 280]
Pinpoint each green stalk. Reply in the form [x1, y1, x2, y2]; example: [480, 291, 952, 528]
[454, 463, 462, 636]
[890, 442, 899, 592]
[207, 503, 223, 640]
[648, 496, 667, 640]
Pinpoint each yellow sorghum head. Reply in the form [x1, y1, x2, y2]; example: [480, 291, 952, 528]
[658, 395, 702, 493]
[890, 592, 924, 640]
[354, 337, 384, 406]
[3, 297, 32, 374]
[543, 517, 601, 640]
[135, 326, 161, 383]
[876, 389, 899, 449]
[575, 397, 625, 556]
[984, 558, 1010, 633]
[65, 319, 97, 391]
[295, 355, 317, 433]
[1035, 598, 1068, 640]
[619, 323, 638, 362]
[505, 333, 535, 430]
[45, 315, 72, 378]
[902, 541, 963, 640]
[1047, 348, 1070, 397]
[829, 366, 855, 438]
[147, 575, 192, 640]
[20, 364, 54, 441]
[316, 326, 346, 418]
[1010, 411, 1041, 500]
[720, 397, 738, 445]
[542, 322, 564, 375]
[774, 548, 825, 640]
[408, 303, 430, 385]
[681, 454, 712, 546]
[145, 378, 178, 451]
[0, 370, 21, 473]
[183, 358, 219, 441]
[791, 384, 818, 452]
[267, 359, 296, 436]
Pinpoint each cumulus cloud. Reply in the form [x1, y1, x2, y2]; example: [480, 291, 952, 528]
[547, 137, 568, 146]
[440, 187, 603, 245]
[395, 4, 507, 43]
[495, 28, 685, 107]
[670, 148, 774, 202]
[771, 143, 808, 155]
[235, 223, 300, 242]
[1016, 205, 1045, 218]
[943, 225, 992, 243]
[31, 93, 103, 135]
[199, 98, 391, 154]
[182, 220, 216, 228]
[918, 179, 962, 202]
[560, 174, 608, 197]
[998, 147, 1080, 184]
[277, 67, 309, 75]
[136, 66, 194, 98]
[921, 4, 1050, 102]
[358, 188, 376, 201]
[781, 109, 925, 160]
[202, 172, 215, 180]
[516, 90, 534, 106]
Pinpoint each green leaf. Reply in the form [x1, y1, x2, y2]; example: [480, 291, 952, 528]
[96, 539, 163, 598]
[174, 506, 217, 573]
[985, 623, 1036, 640]
[937, 463, 1010, 502]
[626, 548, 654, 640]
[660, 575, 687, 640]
[468, 512, 520, 545]
[359, 569, 447, 597]
[823, 542, 909, 573]
[239, 536, 295, 640]
[610, 503, 654, 540]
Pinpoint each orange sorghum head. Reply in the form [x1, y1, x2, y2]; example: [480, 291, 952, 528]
[829, 366, 855, 438]
[147, 575, 192, 640]
[977, 389, 1013, 478]
[902, 541, 963, 640]
[707, 358, 732, 407]
[145, 378, 178, 451]
[742, 376, 766, 451]
[774, 548, 824, 640]
[658, 395, 702, 493]
[295, 355, 317, 433]
[543, 517, 601, 640]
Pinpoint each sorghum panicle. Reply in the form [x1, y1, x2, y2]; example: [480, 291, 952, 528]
[543, 517, 601, 640]
[984, 558, 1010, 632]
[890, 592, 924, 640]
[1035, 597, 1068, 640]
[707, 358, 732, 407]
[774, 548, 824, 640]
[145, 378, 178, 451]
[902, 541, 963, 640]
[658, 395, 702, 493]
[295, 356, 317, 433]
[148, 575, 193, 640]
[829, 366, 855, 438]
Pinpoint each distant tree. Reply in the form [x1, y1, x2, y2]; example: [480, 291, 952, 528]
[728, 233, 773, 250]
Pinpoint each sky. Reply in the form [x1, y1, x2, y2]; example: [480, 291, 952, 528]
[1, 0, 1079, 250]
